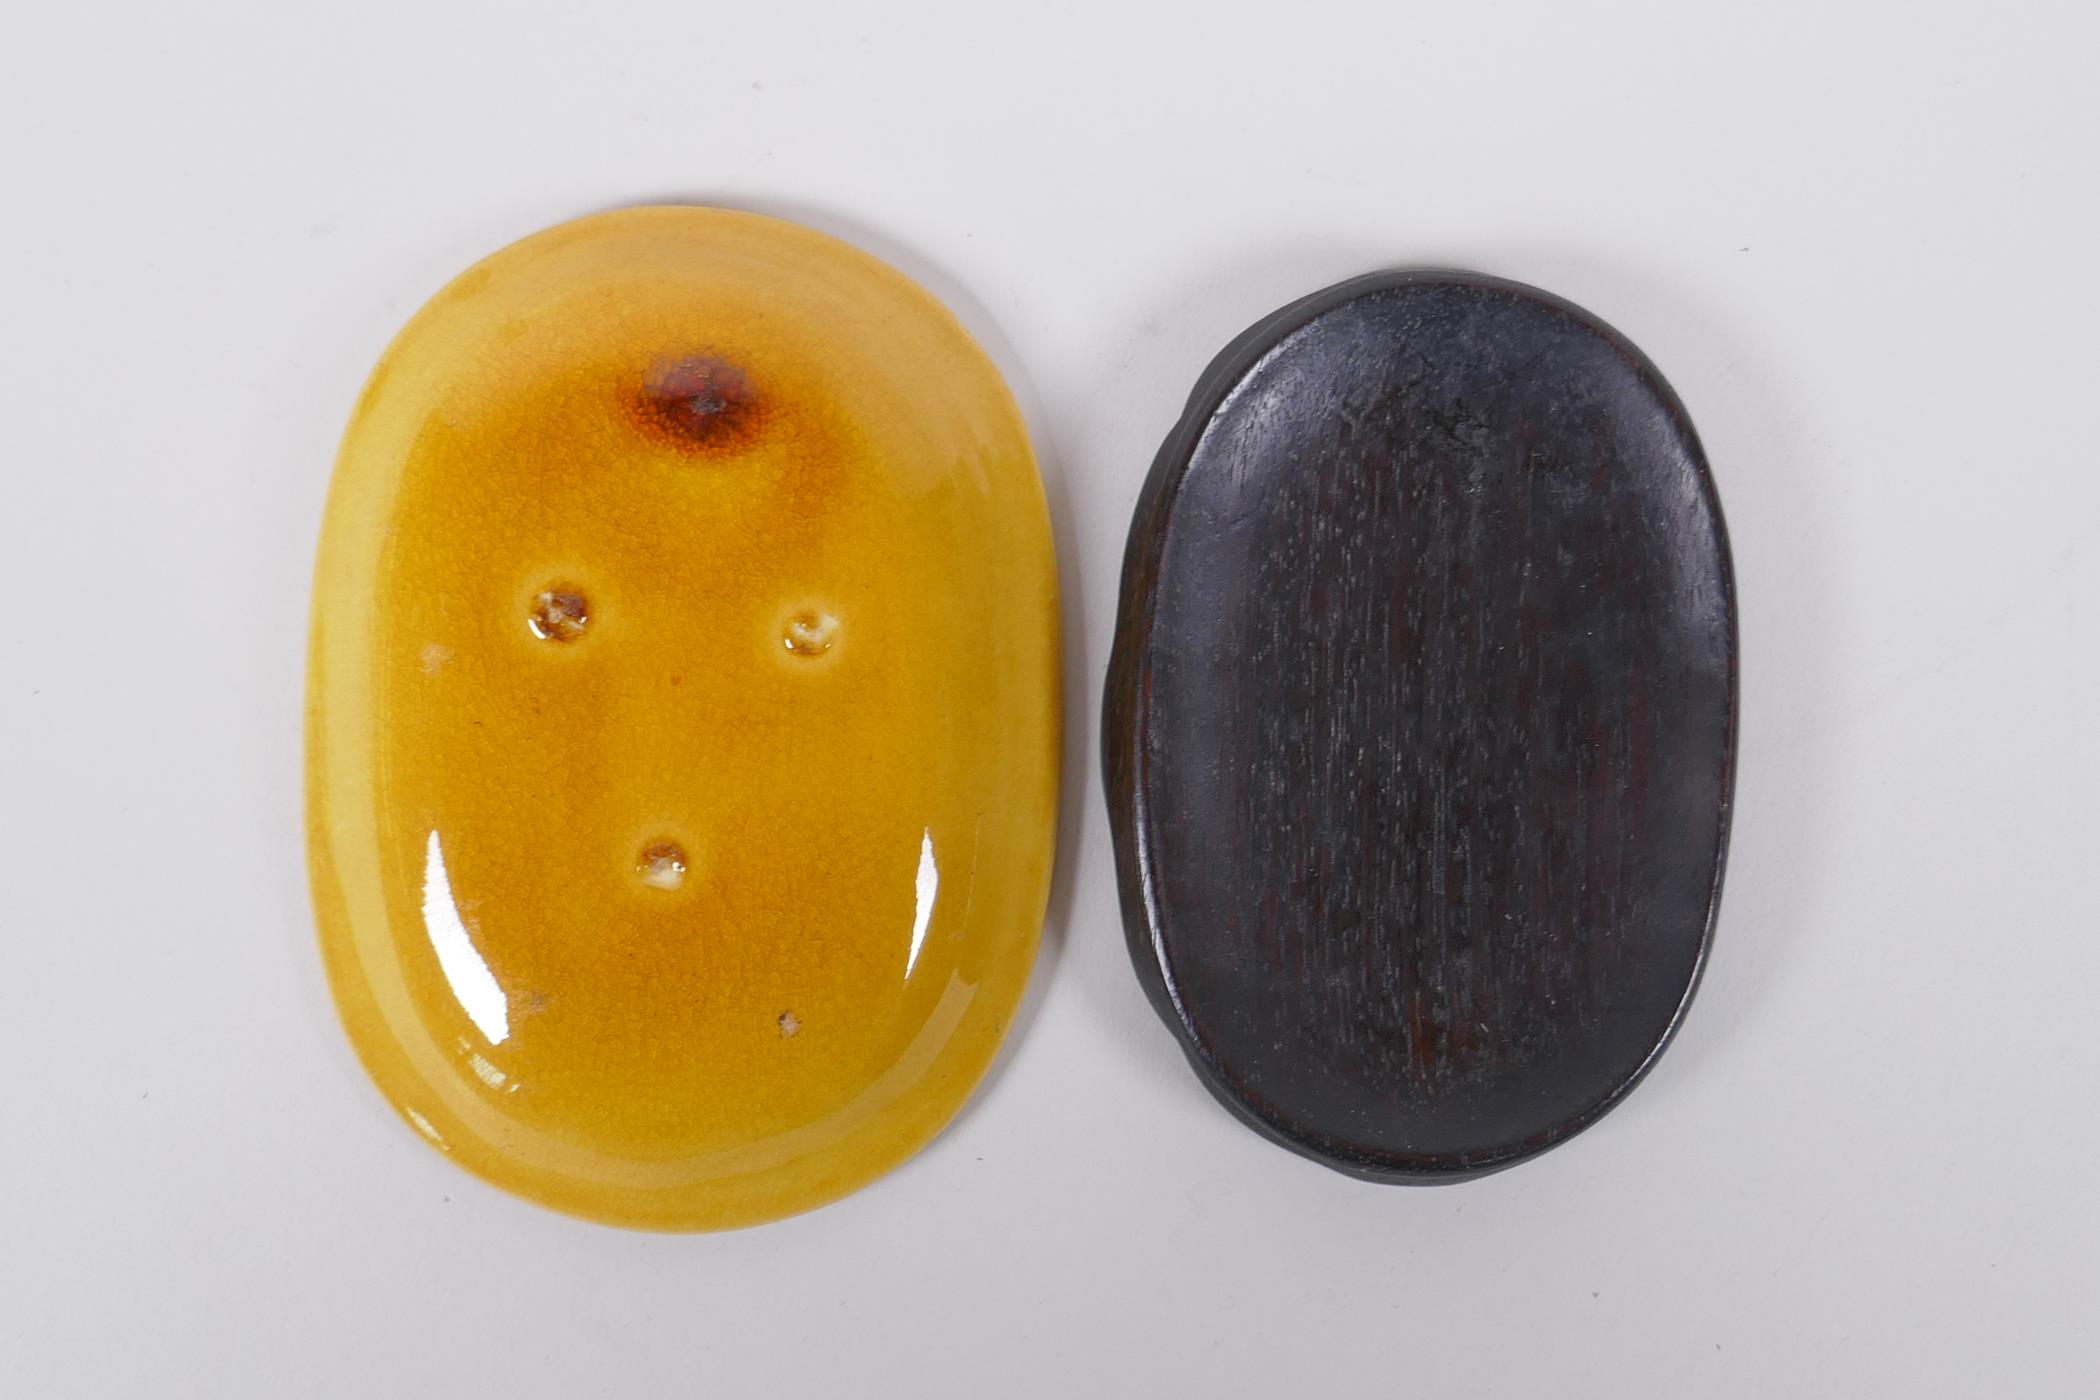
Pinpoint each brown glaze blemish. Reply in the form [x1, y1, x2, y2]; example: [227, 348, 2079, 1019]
[631, 353, 762, 452]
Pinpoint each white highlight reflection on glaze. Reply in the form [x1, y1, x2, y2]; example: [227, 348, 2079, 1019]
[421, 830, 510, 1045]
[905, 828, 939, 981]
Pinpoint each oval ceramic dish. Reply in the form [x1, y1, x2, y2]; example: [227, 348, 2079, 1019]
[308, 208, 1059, 1229]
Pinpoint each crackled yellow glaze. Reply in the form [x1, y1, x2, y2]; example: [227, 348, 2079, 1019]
[307, 207, 1058, 1230]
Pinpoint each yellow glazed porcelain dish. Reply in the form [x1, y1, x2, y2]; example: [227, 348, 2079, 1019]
[307, 207, 1059, 1230]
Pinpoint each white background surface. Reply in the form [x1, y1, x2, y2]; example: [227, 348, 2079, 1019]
[4, 2, 2096, 1395]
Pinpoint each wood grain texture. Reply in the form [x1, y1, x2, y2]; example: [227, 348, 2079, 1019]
[1103, 272, 1736, 1181]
